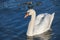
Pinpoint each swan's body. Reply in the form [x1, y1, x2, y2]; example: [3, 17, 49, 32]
[24, 9, 55, 36]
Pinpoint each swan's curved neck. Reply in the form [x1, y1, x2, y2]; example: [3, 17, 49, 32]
[31, 13, 36, 22]
[27, 12, 36, 36]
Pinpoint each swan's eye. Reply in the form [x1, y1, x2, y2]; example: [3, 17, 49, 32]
[25, 12, 29, 15]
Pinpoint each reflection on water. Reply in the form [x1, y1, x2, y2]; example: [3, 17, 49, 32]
[27, 29, 52, 40]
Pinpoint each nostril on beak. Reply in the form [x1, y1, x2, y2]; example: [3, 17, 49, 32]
[24, 12, 29, 18]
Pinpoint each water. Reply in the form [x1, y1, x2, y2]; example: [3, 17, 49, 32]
[0, 0, 60, 40]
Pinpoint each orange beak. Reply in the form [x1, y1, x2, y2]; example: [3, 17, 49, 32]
[24, 12, 29, 18]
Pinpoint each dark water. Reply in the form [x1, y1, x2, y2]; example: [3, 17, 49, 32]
[0, 0, 60, 40]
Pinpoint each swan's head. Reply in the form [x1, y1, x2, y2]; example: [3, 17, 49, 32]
[24, 9, 36, 18]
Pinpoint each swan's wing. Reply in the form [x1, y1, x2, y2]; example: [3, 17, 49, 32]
[35, 13, 55, 26]
[35, 13, 48, 25]
[33, 13, 55, 35]
[35, 13, 45, 25]
[48, 13, 55, 28]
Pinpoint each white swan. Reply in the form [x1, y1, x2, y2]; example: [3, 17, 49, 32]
[24, 9, 55, 36]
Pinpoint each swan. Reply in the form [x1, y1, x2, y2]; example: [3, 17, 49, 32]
[24, 9, 55, 36]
